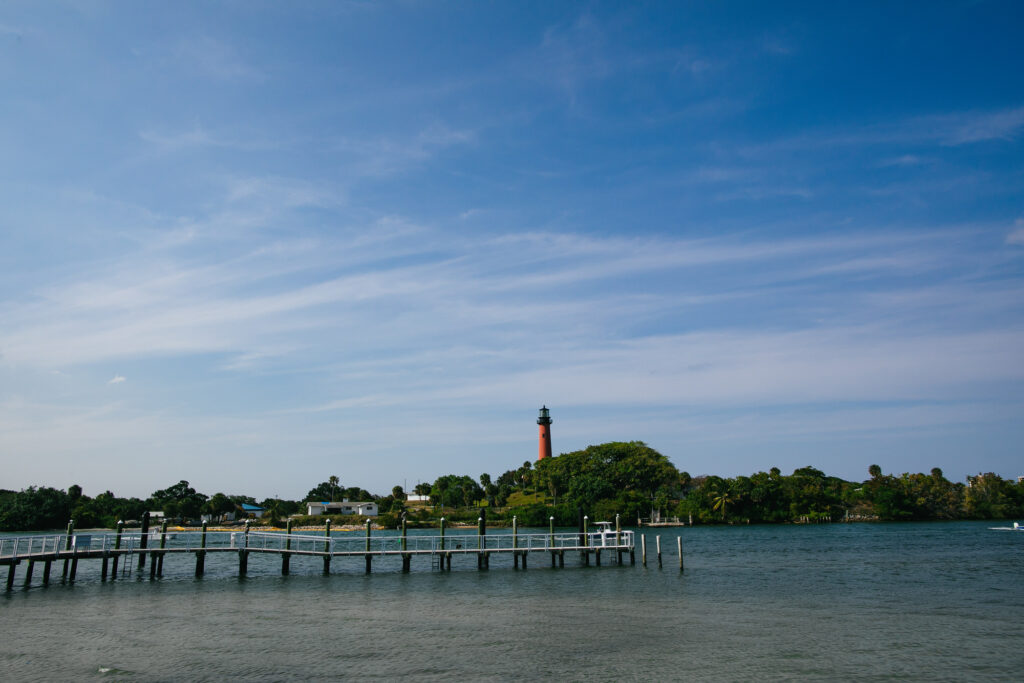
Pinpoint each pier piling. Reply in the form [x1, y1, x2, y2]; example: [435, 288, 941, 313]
[678, 536, 683, 572]
[138, 512, 150, 570]
[323, 519, 332, 574]
[62, 520, 74, 580]
[616, 514, 623, 565]
[196, 521, 208, 576]
[641, 533, 647, 567]
[401, 516, 410, 572]
[582, 516, 590, 566]
[512, 516, 519, 569]
[111, 521, 123, 579]
[158, 521, 168, 576]
[282, 520, 292, 575]
[238, 522, 250, 576]
[364, 519, 372, 573]
[656, 535, 662, 568]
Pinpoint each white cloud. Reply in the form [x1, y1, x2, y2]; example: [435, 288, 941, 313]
[107, 375, 126, 385]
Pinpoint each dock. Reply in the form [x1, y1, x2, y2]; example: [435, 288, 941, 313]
[1, 517, 638, 589]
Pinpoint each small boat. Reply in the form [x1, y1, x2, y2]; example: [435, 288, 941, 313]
[590, 521, 619, 546]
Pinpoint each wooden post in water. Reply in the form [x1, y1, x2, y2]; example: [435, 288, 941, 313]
[364, 519, 372, 573]
[196, 521, 208, 576]
[24, 559, 35, 587]
[239, 522, 250, 576]
[512, 515, 519, 569]
[477, 516, 484, 570]
[138, 511, 150, 570]
[401, 516, 410, 573]
[656, 534, 662, 568]
[481, 508, 488, 569]
[42, 559, 52, 585]
[677, 535, 683, 572]
[282, 520, 292, 575]
[439, 517, 447, 571]
[5, 560, 16, 591]
[148, 516, 159, 580]
[550, 516, 556, 567]
[582, 516, 590, 566]
[158, 521, 168, 576]
[323, 519, 332, 574]
[641, 533, 647, 567]
[62, 519, 74, 580]
[111, 521, 123, 579]
[68, 524, 78, 581]
[615, 514, 622, 565]
[101, 552, 109, 582]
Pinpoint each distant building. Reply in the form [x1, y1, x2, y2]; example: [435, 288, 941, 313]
[241, 503, 265, 519]
[406, 494, 430, 503]
[306, 500, 378, 517]
[201, 511, 235, 524]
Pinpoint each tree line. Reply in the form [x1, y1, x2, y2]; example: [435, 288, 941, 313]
[2, 441, 1022, 531]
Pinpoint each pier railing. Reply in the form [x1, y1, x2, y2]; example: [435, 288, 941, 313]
[1, 529, 634, 560]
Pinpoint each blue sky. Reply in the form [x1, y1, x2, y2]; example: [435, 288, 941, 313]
[1, 2, 1022, 499]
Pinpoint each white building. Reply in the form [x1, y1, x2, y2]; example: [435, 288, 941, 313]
[306, 500, 378, 517]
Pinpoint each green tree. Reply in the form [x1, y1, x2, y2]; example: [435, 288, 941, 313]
[305, 482, 336, 502]
[712, 489, 735, 520]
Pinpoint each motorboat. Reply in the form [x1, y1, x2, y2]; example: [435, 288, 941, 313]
[590, 521, 619, 546]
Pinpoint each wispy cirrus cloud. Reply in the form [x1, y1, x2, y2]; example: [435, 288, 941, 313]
[1007, 218, 1024, 245]
[331, 123, 476, 177]
[170, 35, 263, 82]
[735, 105, 1024, 158]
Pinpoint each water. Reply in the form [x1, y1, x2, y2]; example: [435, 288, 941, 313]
[2, 522, 1022, 681]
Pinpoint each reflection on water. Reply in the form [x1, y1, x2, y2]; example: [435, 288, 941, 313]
[2, 522, 1022, 681]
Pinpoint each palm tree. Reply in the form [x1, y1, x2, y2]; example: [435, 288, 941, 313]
[712, 490, 735, 520]
[329, 475, 340, 502]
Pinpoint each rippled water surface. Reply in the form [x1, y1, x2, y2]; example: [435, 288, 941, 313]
[3, 522, 1022, 681]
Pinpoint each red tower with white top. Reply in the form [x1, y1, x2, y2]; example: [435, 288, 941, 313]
[537, 405, 553, 461]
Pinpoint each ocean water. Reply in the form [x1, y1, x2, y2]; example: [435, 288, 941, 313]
[2, 521, 1022, 681]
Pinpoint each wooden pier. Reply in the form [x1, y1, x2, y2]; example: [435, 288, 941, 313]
[1, 517, 639, 589]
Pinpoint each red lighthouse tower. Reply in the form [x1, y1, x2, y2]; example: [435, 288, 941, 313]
[537, 405, 553, 461]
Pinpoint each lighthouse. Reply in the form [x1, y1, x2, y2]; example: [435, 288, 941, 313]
[537, 405, 553, 461]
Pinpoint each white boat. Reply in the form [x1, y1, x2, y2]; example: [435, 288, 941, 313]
[590, 521, 619, 546]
